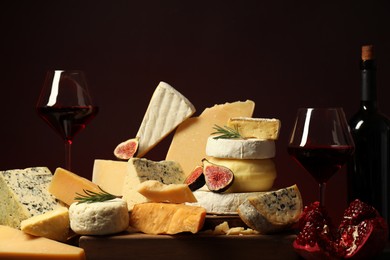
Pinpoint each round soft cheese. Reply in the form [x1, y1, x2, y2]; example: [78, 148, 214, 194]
[69, 198, 129, 235]
[206, 137, 275, 159]
[207, 157, 277, 192]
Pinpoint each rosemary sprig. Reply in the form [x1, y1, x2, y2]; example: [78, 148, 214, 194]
[74, 186, 121, 204]
[211, 124, 243, 139]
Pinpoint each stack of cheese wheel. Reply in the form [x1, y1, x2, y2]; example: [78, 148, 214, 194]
[205, 117, 281, 192]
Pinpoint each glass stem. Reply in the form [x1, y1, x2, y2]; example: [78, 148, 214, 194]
[65, 139, 72, 171]
[319, 182, 326, 206]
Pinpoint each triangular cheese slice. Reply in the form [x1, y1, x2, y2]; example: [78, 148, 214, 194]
[0, 225, 85, 259]
[136, 82, 196, 157]
[166, 100, 255, 175]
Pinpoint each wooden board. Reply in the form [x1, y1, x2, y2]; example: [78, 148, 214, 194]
[79, 231, 299, 260]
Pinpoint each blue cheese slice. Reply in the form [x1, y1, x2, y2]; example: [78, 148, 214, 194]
[0, 167, 63, 229]
[135, 81, 196, 157]
[237, 185, 302, 234]
[122, 158, 186, 209]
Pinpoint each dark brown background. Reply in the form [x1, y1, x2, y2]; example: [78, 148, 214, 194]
[1, 0, 390, 222]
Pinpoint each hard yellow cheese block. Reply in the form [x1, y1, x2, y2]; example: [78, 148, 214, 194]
[227, 117, 281, 140]
[0, 225, 85, 260]
[92, 159, 127, 196]
[166, 100, 255, 175]
[48, 168, 100, 206]
[20, 207, 70, 242]
[129, 203, 206, 235]
[137, 180, 197, 203]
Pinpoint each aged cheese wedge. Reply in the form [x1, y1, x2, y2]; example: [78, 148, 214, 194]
[206, 136, 276, 159]
[122, 158, 186, 209]
[227, 117, 281, 140]
[0, 167, 62, 229]
[135, 81, 196, 157]
[0, 225, 86, 260]
[207, 157, 277, 192]
[92, 159, 127, 196]
[69, 198, 129, 235]
[137, 180, 197, 203]
[129, 203, 206, 235]
[48, 168, 100, 206]
[237, 185, 302, 234]
[166, 100, 255, 175]
[20, 207, 70, 242]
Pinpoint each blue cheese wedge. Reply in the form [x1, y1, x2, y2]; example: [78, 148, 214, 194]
[237, 185, 302, 234]
[135, 81, 196, 157]
[0, 167, 63, 229]
[122, 158, 186, 209]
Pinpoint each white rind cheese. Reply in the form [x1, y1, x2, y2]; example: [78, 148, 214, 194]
[136, 81, 196, 157]
[122, 158, 186, 209]
[69, 198, 129, 235]
[238, 185, 302, 234]
[206, 136, 276, 159]
[0, 167, 62, 229]
[188, 190, 265, 214]
[227, 117, 281, 140]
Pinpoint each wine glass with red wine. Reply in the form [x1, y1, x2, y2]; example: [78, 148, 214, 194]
[36, 70, 98, 171]
[287, 108, 354, 206]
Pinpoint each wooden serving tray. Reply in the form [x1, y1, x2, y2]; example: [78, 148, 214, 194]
[79, 231, 299, 260]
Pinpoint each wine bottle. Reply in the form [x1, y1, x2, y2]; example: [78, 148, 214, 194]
[347, 45, 390, 232]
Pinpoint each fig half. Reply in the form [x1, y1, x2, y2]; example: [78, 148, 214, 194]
[184, 165, 206, 191]
[202, 158, 234, 193]
[113, 137, 139, 160]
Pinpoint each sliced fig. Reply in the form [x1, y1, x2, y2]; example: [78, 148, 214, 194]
[184, 165, 205, 191]
[113, 137, 139, 160]
[202, 158, 234, 193]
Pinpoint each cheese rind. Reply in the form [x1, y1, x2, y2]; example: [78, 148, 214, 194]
[48, 168, 100, 206]
[137, 180, 197, 203]
[237, 185, 302, 234]
[227, 117, 281, 140]
[129, 203, 206, 235]
[135, 81, 196, 157]
[92, 159, 127, 196]
[122, 158, 186, 209]
[20, 207, 70, 242]
[69, 198, 129, 235]
[207, 157, 277, 192]
[0, 167, 62, 229]
[188, 190, 265, 214]
[206, 137, 276, 159]
[0, 225, 85, 260]
[166, 100, 255, 175]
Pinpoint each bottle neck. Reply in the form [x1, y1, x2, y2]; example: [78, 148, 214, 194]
[360, 59, 378, 111]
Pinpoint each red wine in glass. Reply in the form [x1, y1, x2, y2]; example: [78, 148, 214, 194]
[287, 108, 355, 206]
[288, 145, 355, 184]
[36, 70, 98, 171]
[37, 106, 98, 142]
